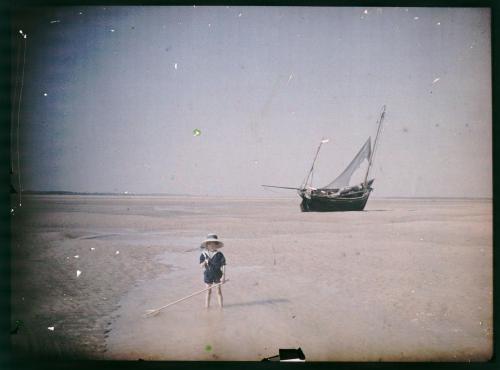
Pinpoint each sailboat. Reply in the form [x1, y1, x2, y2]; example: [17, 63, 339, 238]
[262, 106, 386, 212]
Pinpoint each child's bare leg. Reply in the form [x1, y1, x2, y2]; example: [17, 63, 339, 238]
[205, 284, 212, 308]
[216, 285, 223, 308]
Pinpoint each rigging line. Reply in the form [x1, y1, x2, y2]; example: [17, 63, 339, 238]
[16, 35, 27, 207]
[11, 38, 22, 173]
[300, 172, 308, 189]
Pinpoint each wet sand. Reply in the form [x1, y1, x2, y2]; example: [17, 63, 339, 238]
[10, 195, 492, 361]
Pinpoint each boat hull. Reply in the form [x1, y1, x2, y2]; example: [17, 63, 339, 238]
[299, 190, 371, 212]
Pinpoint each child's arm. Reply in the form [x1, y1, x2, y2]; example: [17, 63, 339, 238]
[221, 265, 226, 282]
[200, 254, 208, 268]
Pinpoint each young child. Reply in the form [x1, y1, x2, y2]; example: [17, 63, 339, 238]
[199, 234, 226, 308]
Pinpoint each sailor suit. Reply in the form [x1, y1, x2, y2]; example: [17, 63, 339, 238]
[200, 250, 226, 284]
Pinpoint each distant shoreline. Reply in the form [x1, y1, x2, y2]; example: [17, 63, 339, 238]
[21, 190, 192, 197]
[16, 191, 492, 201]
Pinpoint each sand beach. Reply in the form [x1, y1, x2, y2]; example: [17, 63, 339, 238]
[10, 195, 492, 361]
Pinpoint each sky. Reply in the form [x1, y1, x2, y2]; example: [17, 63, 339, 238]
[12, 6, 492, 197]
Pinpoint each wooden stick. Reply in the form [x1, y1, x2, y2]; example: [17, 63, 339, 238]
[143, 279, 229, 318]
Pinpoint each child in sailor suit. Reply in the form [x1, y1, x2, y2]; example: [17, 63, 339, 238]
[199, 234, 226, 308]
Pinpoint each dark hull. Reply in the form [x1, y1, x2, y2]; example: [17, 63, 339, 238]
[299, 190, 371, 212]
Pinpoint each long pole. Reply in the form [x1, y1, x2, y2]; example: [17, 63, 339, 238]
[144, 279, 229, 317]
[364, 106, 386, 185]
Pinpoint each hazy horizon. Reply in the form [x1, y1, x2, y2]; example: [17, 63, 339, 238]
[12, 6, 492, 198]
[17, 190, 492, 201]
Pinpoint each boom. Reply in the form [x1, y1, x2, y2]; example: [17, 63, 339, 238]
[261, 185, 302, 190]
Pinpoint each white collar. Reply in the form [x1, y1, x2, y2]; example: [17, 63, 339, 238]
[204, 249, 219, 257]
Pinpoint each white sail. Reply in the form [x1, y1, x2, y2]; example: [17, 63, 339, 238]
[321, 137, 371, 189]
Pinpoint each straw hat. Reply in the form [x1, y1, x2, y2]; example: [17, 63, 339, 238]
[200, 234, 224, 249]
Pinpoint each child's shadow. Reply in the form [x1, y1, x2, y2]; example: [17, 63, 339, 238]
[224, 298, 289, 308]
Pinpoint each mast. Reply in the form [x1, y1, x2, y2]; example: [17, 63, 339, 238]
[364, 105, 386, 185]
[303, 138, 329, 189]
